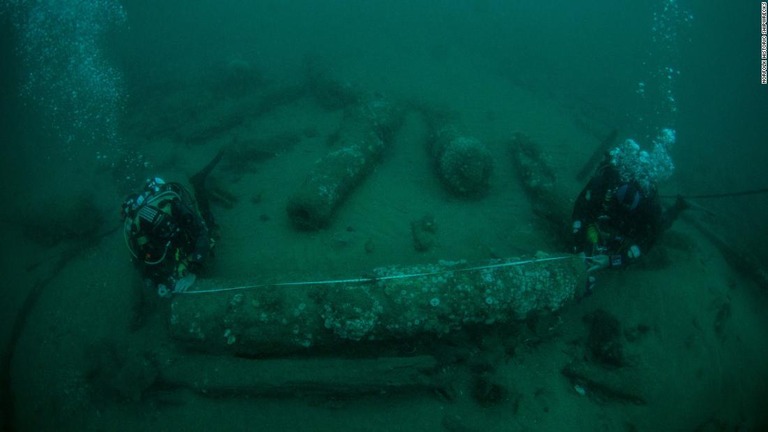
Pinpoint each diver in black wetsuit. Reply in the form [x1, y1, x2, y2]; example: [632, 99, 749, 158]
[121, 150, 224, 296]
[572, 156, 687, 273]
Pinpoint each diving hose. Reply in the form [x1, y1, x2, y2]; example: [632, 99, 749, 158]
[661, 186, 768, 200]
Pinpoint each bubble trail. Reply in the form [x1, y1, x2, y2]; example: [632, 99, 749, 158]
[6, 0, 127, 154]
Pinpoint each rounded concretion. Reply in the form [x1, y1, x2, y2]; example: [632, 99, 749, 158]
[438, 136, 493, 197]
[432, 131, 493, 198]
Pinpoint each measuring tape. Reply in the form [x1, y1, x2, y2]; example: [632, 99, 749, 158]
[179, 255, 574, 295]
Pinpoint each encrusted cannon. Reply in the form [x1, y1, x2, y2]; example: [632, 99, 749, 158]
[286, 95, 404, 230]
[169, 255, 586, 357]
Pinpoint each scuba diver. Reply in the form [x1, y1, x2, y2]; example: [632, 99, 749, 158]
[121, 150, 223, 296]
[572, 136, 687, 273]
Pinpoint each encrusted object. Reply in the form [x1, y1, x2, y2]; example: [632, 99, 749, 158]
[287, 95, 404, 230]
[431, 128, 493, 198]
[169, 255, 586, 356]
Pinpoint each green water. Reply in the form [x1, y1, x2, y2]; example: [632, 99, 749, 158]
[1, 1, 767, 430]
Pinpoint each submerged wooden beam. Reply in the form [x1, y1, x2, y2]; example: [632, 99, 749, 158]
[169, 255, 586, 356]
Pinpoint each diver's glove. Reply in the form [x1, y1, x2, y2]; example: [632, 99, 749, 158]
[173, 273, 197, 293]
[156, 273, 196, 297]
[584, 254, 610, 273]
[572, 220, 582, 234]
